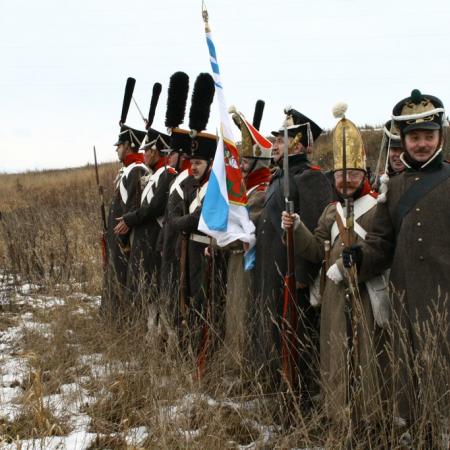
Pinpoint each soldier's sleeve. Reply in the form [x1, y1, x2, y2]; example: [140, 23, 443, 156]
[293, 203, 334, 264]
[358, 200, 395, 281]
[170, 186, 201, 234]
[294, 170, 334, 284]
[171, 208, 201, 234]
[123, 166, 145, 214]
[123, 171, 176, 227]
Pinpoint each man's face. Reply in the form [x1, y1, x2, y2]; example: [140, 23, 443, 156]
[168, 151, 179, 168]
[272, 135, 289, 162]
[116, 143, 129, 162]
[144, 147, 159, 167]
[272, 134, 305, 162]
[190, 158, 209, 180]
[334, 169, 365, 196]
[388, 147, 405, 173]
[404, 129, 440, 163]
[240, 157, 252, 177]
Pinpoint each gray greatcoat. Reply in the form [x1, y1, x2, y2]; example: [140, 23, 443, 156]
[253, 154, 333, 385]
[359, 156, 450, 421]
[294, 195, 388, 423]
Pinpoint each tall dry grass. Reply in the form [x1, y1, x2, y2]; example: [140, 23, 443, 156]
[0, 134, 449, 448]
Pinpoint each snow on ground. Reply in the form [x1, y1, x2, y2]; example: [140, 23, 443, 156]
[0, 275, 368, 450]
[0, 278, 109, 449]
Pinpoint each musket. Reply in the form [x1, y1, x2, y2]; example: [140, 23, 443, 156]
[93, 146, 108, 267]
[281, 122, 299, 391]
[320, 240, 331, 296]
[178, 189, 190, 328]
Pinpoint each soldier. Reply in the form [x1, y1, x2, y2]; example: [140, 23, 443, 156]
[114, 82, 177, 324]
[170, 73, 219, 357]
[101, 77, 148, 322]
[222, 101, 272, 375]
[253, 107, 333, 396]
[372, 120, 405, 193]
[158, 71, 193, 325]
[282, 103, 389, 425]
[344, 89, 450, 429]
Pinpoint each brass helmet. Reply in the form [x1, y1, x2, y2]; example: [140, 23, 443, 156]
[332, 103, 366, 171]
[229, 101, 272, 160]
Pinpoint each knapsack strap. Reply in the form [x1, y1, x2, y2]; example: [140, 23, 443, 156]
[393, 164, 450, 234]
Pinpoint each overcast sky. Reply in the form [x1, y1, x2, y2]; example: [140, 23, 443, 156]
[1, 0, 449, 173]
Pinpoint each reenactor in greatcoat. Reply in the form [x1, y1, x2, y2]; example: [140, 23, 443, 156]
[101, 77, 148, 322]
[222, 101, 273, 374]
[372, 120, 405, 192]
[282, 104, 389, 424]
[114, 83, 177, 324]
[344, 89, 450, 429]
[253, 107, 333, 396]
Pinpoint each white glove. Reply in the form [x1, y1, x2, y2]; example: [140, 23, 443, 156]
[281, 213, 300, 231]
[326, 263, 343, 285]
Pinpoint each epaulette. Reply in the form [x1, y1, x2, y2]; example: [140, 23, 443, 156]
[167, 167, 178, 175]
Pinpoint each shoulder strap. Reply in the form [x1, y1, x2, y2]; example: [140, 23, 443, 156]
[394, 164, 450, 233]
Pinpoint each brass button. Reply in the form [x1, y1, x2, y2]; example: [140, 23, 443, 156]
[419, 256, 424, 261]
[414, 177, 420, 181]
[416, 207, 421, 212]
[417, 222, 421, 227]
[418, 237, 423, 243]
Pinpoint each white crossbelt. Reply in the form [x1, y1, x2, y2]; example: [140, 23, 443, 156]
[330, 194, 377, 244]
[326, 194, 390, 327]
[189, 182, 208, 214]
[169, 169, 190, 199]
[119, 162, 149, 204]
[141, 166, 165, 205]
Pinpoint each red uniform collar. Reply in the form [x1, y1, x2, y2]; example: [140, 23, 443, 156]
[152, 156, 169, 171]
[123, 153, 145, 167]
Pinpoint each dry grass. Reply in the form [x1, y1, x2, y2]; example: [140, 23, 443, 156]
[0, 140, 449, 448]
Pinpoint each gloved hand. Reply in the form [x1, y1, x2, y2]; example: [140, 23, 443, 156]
[281, 212, 300, 231]
[326, 263, 343, 284]
[342, 245, 363, 269]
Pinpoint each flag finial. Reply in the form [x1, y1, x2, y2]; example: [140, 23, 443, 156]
[202, 1, 210, 32]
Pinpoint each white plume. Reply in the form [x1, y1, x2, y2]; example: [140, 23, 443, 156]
[228, 105, 237, 114]
[284, 105, 292, 115]
[332, 102, 348, 119]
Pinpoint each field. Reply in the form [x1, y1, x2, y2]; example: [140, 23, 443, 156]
[0, 131, 449, 449]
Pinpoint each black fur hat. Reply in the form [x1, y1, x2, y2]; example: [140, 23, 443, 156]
[165, 72, 190, 129]
[189, 73, 215, 135]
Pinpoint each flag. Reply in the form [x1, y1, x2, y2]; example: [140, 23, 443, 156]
[198, 10, 256, 251]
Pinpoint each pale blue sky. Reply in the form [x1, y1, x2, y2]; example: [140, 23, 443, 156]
[1, 0, 449, 172]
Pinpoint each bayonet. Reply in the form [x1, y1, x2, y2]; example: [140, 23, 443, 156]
[93, 146, 108, 266]
[281, 120, 299, 391]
